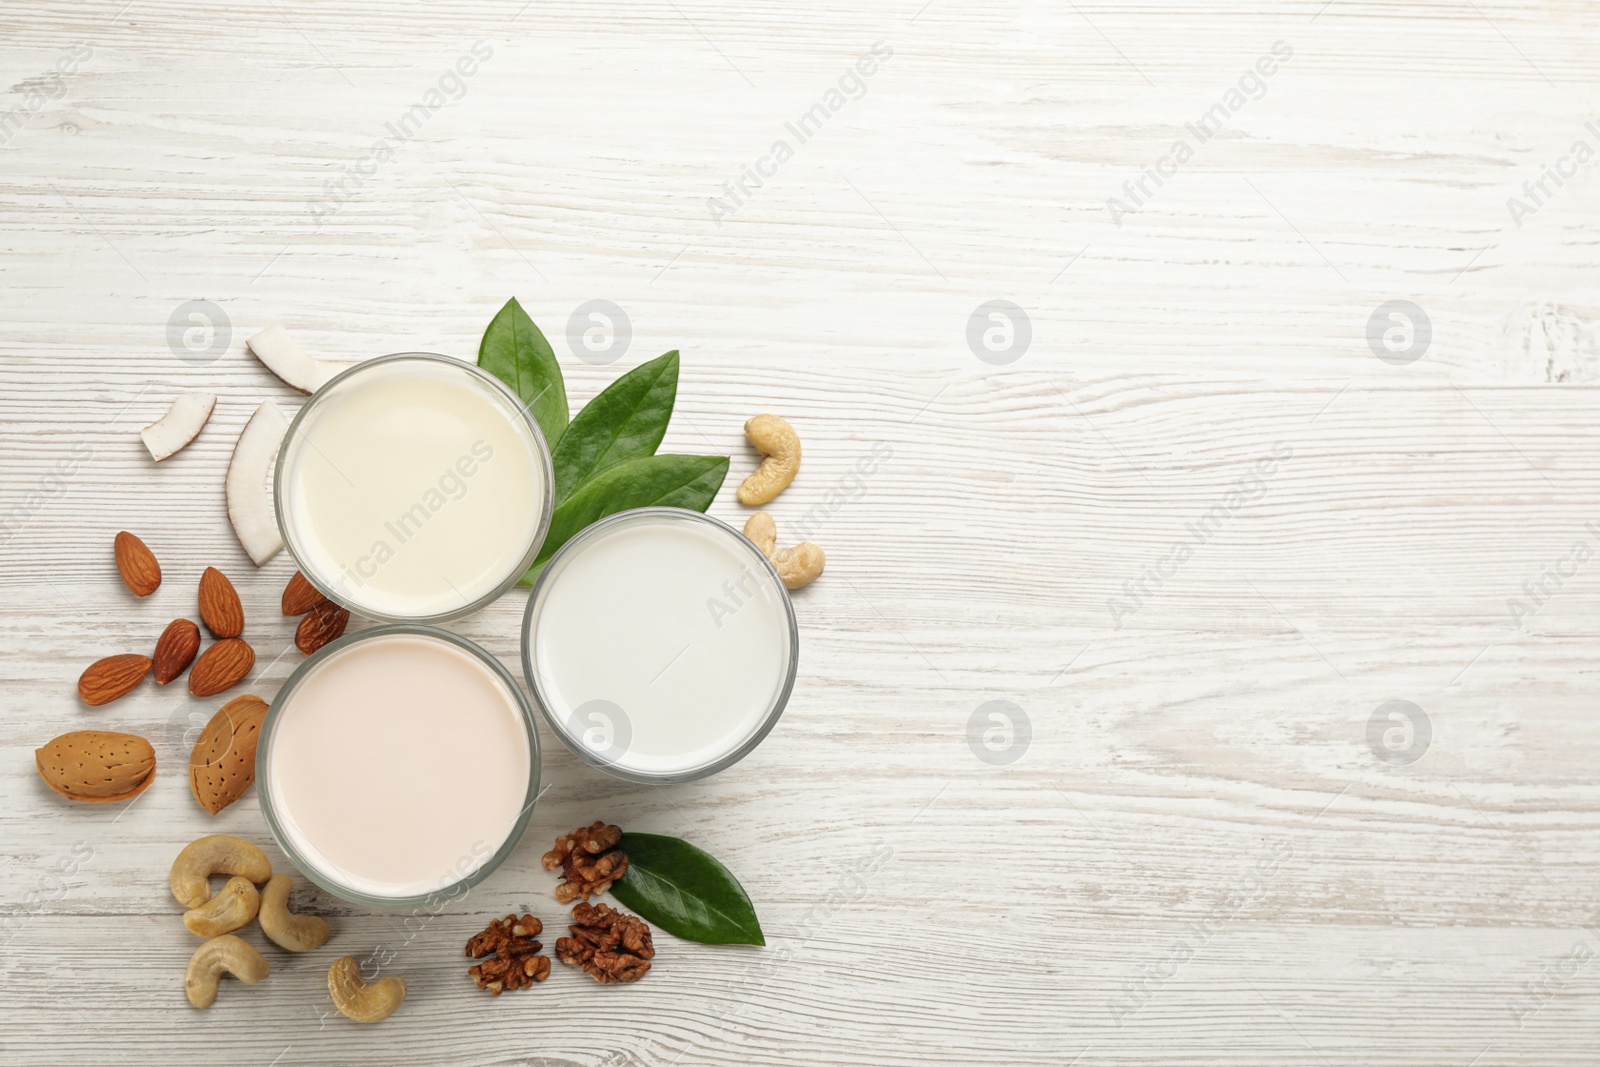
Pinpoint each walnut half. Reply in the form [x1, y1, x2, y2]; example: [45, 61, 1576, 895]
[556, 902, 654, 985]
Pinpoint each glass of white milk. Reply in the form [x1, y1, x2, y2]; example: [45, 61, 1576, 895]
[275, 353, 553, 622]
[520, 508, 799, 783]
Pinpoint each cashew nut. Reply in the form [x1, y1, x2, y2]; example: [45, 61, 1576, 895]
[185, 934, 270, 1009]
[743, 510, 777, 556]
[737, 414, 801, 505]
[772, 542, 826, 590]
[744, 512, 825, 590]
[183, 876, 260, 937]
[328, 955, 406, 1023]
[170, 834, 272, 908]
[259, 873, 330, 952]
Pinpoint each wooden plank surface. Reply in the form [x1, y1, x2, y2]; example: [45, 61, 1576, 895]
[2, 0, 1599, 1063]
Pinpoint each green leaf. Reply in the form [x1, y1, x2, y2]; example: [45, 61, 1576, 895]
[521, 453, 728, 584]
[608, 832, 764, 946]
[478, 297, 569, 451]
[550, 351, 680, 504]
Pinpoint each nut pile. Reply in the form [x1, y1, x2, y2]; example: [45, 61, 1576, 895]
[465, 904, 656, 990]
[282, 570, 349, 654]
[170, 834, 398, 1023]
[38, 686, 270, 816]
[469, 822, 659, 992]
[542, 820, 629, 903]
[735, 415, 824, 590]
[466, 914, 551, 994]
[40, 538, 356, 817]
[170, 834, 331, 1010]
[556, 903, 656, 985]
[82, 533, 257, 703]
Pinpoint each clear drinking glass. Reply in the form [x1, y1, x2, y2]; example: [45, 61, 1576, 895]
[274, 353, 553, 624]
[521, 507, 799, 784]
[257, 624, 542, 909]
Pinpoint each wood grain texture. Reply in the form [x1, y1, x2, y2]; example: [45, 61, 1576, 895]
[2, 0, 1600, 1063]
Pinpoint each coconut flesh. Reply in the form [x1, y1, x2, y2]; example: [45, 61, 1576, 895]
[226, 401, 289, 566]
[141, 393, 216, 461]
[246, 324, 355, 394]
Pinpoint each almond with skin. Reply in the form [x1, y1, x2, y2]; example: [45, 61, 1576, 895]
[281, 571, 327, 616]
[152, 619, 202, 684]
[114, 531, 161, 597]
[36, 730, 156, 803]
[296, 601, 350, 655]
[189, 638, 255, 697]
[198, 567, 245, 639]
[190, 694, 269, 815]
[78, 654, 152, 706]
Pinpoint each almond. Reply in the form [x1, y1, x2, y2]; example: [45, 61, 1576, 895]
[152, 619, 202, 684]
[198, 567, 245, 639]
[190, 694, 269, 815]
[296, 601, 350, 655]
[78, 654, 152, 706]
[36, 730, 156, 803]
[114, 531, 161, 597]
[281, 571, 327, 615]
[189, 638, 255, 697]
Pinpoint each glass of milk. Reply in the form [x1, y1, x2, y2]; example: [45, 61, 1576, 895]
[275, 353, 553, 622]
[257, 625, 541, 907]
[521, 507, 799, 783]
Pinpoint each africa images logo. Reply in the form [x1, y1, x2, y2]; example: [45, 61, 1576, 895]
[1106, 41, 1294, 227]
[706, 41, 894, 226]
[1505, 120, 1600, 228]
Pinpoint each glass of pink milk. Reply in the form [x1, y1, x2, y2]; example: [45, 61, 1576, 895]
[257, 625, 541, 907]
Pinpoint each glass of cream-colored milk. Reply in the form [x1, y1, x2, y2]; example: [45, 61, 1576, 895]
[274, 353, 553, 623]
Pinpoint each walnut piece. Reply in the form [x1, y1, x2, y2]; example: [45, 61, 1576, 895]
[556, 902, 654, 985]
[542, 821, 628, 903]
[466, 913, 550, 995]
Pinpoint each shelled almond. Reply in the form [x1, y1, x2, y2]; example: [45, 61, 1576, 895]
[281, 571, 327, 616]
[114, 531, 161, 597]
[190, 638, 255, 698]
[198, 567, 245, 639]
[296, 602, 349, 654]
[153, 619, 202, 685]
[78, 654, 152, 706]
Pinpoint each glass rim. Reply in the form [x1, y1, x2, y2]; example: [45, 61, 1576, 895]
[520, 506, 799, 785]
[273, 352, 555, 625]
[256, 623, 543, 909]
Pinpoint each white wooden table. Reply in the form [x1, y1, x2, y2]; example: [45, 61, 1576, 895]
[3, 1, 1598, 1063]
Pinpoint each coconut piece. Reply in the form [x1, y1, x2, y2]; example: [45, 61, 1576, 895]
[226, 402, 289, 566]
[246, 325, 354, 394]
[141, 394, 216, 461]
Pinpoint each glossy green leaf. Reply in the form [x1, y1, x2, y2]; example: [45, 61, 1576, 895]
[478, 297, 569, 451]
[608, 832, 764, 946]
[520, 454, 729, 584]
[550, 351, 679, 504]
